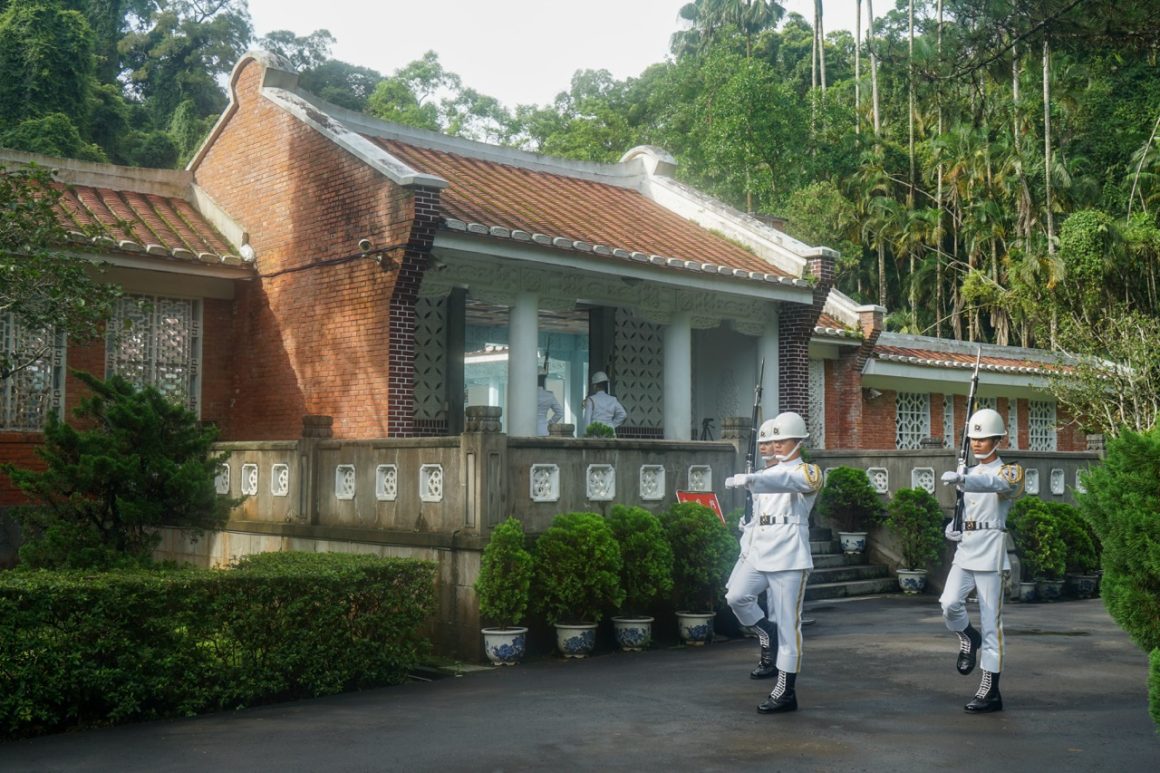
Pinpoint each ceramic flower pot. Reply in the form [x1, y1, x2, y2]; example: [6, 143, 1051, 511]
[554, 622, 598, 658]
[838, 531, 868, 555]
[1017, 581, 1037, 603]
[481, 627, 528, 666]
[896, 568, 927, 594]
[675, 611, 715, 646]
[611, 616, 654, 652]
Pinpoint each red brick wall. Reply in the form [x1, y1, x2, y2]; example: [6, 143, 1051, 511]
[192, 57, 438, 440]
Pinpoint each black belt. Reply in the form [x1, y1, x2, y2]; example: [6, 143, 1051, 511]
[759, 515, 796, 526]
[964, 522, 1002, 531]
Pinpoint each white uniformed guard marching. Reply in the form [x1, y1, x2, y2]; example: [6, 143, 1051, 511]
[939, 408, 1025, 713]
[724, 412, 822, 714]
[581, 371, 626, 432]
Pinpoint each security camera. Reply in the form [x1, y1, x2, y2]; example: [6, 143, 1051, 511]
[358, 238, 372, 252]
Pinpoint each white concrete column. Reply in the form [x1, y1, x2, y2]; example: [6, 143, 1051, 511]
[663, 312, 693, 440]
[507, 292, 539, 436]
[760, 311, 780, 420]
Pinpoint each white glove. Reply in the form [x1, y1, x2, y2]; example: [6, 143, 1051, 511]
[944, 521, 962, 542]
[941, 470, 964, 486]
[725, 474, 750, 489]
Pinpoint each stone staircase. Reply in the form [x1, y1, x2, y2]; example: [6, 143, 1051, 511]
[805, 526, 899, 601]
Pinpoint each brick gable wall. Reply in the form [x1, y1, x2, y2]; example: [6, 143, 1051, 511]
[193, 59, 437, 439]
[779, 256, 834, 418]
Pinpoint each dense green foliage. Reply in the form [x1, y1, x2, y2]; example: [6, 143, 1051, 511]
[607, 504, 673, 615]
[1049, 501, 1100, 575]
[0, 552, 436, 739]
[475, 516, 533, 629]
[3, 371, 233, 567]
[883, 487, 943, 571]
[583, 420, 616, 438]
[532, 511, 623, 625]
[1008, 497, 1067, 580]
[660, 501, 737, 612]
[814, 466, 883, 533]
[1076, 428, 1160, 726]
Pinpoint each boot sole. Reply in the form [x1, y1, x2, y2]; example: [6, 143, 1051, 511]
[757, 700, 798, 714]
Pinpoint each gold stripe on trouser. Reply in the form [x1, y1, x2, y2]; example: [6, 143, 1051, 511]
[995, 578, 1005, 672]
[792, 569, 810, 673]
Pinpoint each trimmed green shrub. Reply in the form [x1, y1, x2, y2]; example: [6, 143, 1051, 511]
[3, 371, 235, 568]
[884, 487, 944, 571]
[1076, 427, 1160, 728]
[814, 466, 883, 533]
[0, 553, 436, 739]
[1048, 502, 1100, 575]
[532, 512, 623, 625]
[584, 421, 616, 438]
[607, 505, 673, 616]
[475, 516, 533, 629]
[1008, 498, 1067, 580]
[661, 501, 737, 612]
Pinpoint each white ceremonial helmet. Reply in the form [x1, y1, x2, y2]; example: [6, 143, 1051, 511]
[967, 408, 1007, 439]
[758, 412, 810, 442]
[590, 371, 610, 386]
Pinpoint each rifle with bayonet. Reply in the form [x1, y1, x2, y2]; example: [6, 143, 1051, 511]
[952, 348, 983, 533]
[743, 358, 765, 526]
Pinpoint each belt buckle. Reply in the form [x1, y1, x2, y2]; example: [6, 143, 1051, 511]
[759, 515, 771, 526]
[965, 522, 977, 531]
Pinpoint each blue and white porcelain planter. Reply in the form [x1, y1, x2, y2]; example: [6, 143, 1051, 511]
[838, 531, 868, 555]
[481, 627, 528, 666]
[675, 611, 715, 646]
[896, 568, 927, 594]
[554, 622, 598, 658]
[611, 616, 654, 652]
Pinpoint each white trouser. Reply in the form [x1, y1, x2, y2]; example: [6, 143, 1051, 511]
[940, 565, 1005, 674]
[725, 564, 809, 674]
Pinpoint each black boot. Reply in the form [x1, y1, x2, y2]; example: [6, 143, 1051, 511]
[955, 624, 982, 675]
[750, 618, 778, 680]
[964, 670, 1002, 713]
[757, 670, 797, 714]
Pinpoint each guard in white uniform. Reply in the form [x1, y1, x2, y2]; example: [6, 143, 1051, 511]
[940, 408, 1024, 714]
[725, 412, 822, 714]
[582, 371, 626, 431]
[536, 373, 564, 436]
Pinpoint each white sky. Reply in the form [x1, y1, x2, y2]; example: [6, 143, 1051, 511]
[247, 0, 862, 109]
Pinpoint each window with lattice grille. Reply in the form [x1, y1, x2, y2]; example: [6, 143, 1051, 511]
[1028, 400, 1057, 451]
[808, 358, 825, 449]
[1007, 400, 1019, 449]
[942, 395, 955, 448]
[1, 314, 64, 430]
[895, 392, 930, 449]
[105, 296, 201, 415]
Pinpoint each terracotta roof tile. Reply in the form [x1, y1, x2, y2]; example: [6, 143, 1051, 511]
[48, 181, 240, 265]
[874, 344, 1061, 374]
[369, 137, 795, 280]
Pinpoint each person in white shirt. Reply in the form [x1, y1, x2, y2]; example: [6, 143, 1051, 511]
[940, 408, 1025, 714]
[536, 373, 564, 436]
[724, 412, 822, 714]
[582, 371, 626, 432]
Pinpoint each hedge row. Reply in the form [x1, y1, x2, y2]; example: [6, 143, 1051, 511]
[0, 552, 436, 739]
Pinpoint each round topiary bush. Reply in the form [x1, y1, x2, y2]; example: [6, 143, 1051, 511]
[532, 512, 623, 626]
[475, 516, 533, 629]
[815, 466, 883, 533]
[607, 505, 673, 616]
[660, 502, 737, 613]
[883, 487, 944, 571]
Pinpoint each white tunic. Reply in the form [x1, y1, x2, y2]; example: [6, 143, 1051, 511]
[737, 459, 823, 572]
[951, 457, 1025, 572]
[582, 391, 626, 428]
[536, 387, 563, 436]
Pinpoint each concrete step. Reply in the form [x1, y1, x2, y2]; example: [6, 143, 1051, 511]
[812, 552, 875, 570]
[810, 540, 841, 555]
[809, 564, 891, 585]
[804, 576, 901, 601]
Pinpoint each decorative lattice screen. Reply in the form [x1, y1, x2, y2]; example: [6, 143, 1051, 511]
[413, 296, 447, 421]
[106, 296, 200, 414]
[808, 358, 825, 449]
[1028, 400, 1057, 451]
[613, 309, 663, 429]
[0, 315, 64, 430]
[895, 392, 930, 449]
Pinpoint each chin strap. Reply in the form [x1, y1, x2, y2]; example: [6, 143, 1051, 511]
[774, 440, 804, 462]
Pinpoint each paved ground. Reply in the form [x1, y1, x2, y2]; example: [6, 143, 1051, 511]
[2, 595, 1156, 772]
